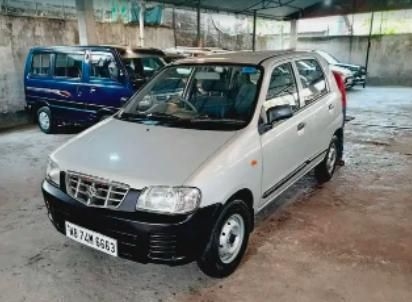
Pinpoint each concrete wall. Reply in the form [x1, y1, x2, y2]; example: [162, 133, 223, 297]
[0, 14, 174, 129]
[297, 34, 412, 86]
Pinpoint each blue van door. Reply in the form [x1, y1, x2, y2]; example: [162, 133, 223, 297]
[83, 50, 134, 119]
[25, 51, 55, 109]
[48, 51, 92, 123]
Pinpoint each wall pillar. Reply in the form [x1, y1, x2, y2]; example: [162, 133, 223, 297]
[139, 0, 145, 47]
[75, 0, 97, 44]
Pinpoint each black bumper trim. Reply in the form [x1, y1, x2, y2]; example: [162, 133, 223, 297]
[42, 180, 221, 265]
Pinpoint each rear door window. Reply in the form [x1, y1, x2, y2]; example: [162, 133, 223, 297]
[31, 53, 51, 76]
[54, 53, 83, 79]
[295, 59, 328, 107]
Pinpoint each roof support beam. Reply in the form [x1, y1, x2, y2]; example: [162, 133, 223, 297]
[364, 11, 374, 88]
[290, 19, 297, 49]
[196, 0, 201, 47]
[252, 10, 257, 51]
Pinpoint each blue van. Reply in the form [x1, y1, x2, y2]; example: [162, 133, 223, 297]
[24, 45, 166, 133]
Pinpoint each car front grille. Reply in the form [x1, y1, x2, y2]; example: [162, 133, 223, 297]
[66, 171, 129, 209]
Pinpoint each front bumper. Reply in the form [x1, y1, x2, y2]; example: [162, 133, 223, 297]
[353, 74, 367, 86]
[42, 180, 221, 265]
[344, 76, 354, 88]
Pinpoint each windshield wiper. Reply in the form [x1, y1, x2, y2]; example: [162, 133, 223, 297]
[144, 112, 184, 120]
[118, 111, 183, 121]
[190, 118, 246, 125]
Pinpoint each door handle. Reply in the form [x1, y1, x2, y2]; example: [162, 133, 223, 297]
[297, 122, 306, 131]
[89, 87, 97, 93]
[120, 97, 128, 103]
[328, 103, 335, 110]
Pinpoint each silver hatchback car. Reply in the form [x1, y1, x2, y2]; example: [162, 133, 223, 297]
[42, 50, 343, 277]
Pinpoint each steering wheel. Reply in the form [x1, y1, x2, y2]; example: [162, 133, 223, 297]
[173, 97, 198, 113]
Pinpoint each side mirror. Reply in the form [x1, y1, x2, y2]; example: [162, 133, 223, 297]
[267, 104, 294, 124]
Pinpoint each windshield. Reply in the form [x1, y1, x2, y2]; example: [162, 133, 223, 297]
[118, 64, 262, 130]
[121, 56, 165, 79]
[316, 50, 339, 64]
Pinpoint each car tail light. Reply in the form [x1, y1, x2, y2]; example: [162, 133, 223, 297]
[332, 71, 346, 110]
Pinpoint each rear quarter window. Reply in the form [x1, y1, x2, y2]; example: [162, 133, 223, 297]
[296, 58, 328, 107]
[90, 52, 120, 81]
[31, 53, 51, 76]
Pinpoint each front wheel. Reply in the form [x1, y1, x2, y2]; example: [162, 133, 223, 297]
[37, 106, 56, 134]
[197, 199, 252, 278]
[315, 135, 338, 183]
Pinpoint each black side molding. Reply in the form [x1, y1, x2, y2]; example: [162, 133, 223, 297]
[262, 149, 327, 199]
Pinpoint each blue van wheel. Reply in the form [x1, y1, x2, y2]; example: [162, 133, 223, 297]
[37, 106, 56, 134]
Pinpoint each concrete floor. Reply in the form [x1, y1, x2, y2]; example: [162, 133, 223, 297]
[1, 87, 412, 302]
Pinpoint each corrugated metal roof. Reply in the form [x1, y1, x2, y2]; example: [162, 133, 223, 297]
[158, 0, 322, 19]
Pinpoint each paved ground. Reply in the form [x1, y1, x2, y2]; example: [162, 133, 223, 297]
[1, 87, 412, 302]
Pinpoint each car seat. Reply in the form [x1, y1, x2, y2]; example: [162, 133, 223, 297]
[234, 74, 257, 119]
[193, 79, 231, 118]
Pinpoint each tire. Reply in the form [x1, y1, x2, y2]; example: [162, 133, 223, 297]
[197, 199, 252, 278]
[315, 135, 339, 183]
[37, 106, 56, 134]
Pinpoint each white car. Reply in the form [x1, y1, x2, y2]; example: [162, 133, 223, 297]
[42, 50, 343, 277]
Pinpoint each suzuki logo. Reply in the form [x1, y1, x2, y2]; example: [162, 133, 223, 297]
[87, 184, 97, 202]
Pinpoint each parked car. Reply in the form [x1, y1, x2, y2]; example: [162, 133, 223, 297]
[330, 65, 354, 89]
[163, 52, 186, 63]
[24, 45, 167, 133]
[164, 46, 231, 58]
[314, 50, 366, 87]
[296, 59, 353, 90]
[42, 50, 343, 277]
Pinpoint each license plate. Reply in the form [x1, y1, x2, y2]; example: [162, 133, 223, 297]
[65, 221, 118, 257]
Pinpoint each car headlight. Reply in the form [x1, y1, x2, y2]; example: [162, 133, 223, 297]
[136, 186, 201, 214]
[46, 158, 60, 186]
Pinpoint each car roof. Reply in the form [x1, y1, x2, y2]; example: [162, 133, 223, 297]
[174, 50, 314, 65]
[30, 45, 165, 56]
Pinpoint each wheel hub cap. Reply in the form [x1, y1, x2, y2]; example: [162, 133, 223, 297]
[39, 112, 50, 130]
[218, 213, 245, 264]
[326, 143, 337, 174]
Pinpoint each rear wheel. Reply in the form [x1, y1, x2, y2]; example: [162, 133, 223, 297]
[37, 106, 56, 134]
[315, 136, 338, 183]
[197, 199, 252, 278]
